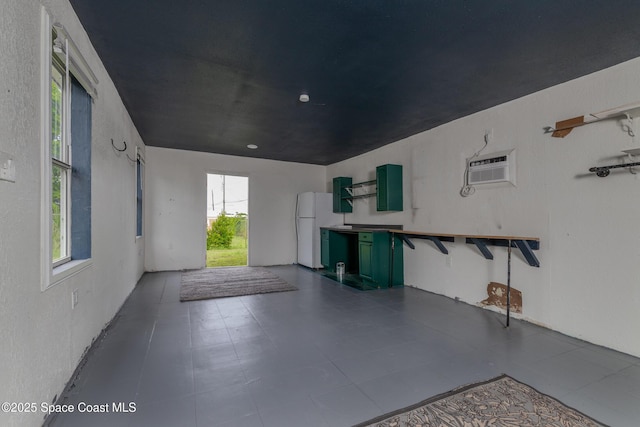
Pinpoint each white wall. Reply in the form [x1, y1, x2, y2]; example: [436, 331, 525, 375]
[2, 6, 638, 427]
[327, 58, 640, 358]
[0, 1, 145, 426]
[145, 147, 327, 271]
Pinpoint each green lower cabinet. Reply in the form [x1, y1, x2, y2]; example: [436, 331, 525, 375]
[358, 231, 403, 288]
[321, 229, 350, 272]
[321, 228, 404, 289]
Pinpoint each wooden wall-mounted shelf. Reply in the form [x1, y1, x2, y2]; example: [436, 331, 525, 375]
[546, 101, 640, 137]
[388, 230, 540, 267]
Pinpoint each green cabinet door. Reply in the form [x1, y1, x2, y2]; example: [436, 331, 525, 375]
[389, 233, 404, 287]
[333, 177, 353, 213]
[358, 232, 379, 282]
[321, 229, 330, 268]
[322, 229, 351, 272]
[358, 231, 404, 288]
[376, 164, 403, 211]
[358, 240, 373, 280]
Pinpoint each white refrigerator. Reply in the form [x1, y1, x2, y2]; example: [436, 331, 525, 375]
[296, 192, 343, 268]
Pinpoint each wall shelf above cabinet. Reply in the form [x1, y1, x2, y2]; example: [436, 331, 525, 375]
[346, 193, 376, 201]
[344, 179, 376, 204]
[332, 164, 403, 213]
[350, 179, 376, 188]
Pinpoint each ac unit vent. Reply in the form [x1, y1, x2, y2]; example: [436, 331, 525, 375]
[467, 149, 515, 185]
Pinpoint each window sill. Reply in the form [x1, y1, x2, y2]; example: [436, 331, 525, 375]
[49, 258, 93, 288]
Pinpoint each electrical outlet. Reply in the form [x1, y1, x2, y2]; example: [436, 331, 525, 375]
[0, 151, 15, 183]
[446, 256, 453, 268]
[72, 289, 78, 309]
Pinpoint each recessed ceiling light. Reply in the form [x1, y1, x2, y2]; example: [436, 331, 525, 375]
[247, 144, 258, 149]
[299, 93, 310, 103]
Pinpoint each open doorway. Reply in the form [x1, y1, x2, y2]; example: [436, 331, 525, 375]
[206, 174, 248, 267]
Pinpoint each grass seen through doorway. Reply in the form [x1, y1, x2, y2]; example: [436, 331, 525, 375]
[206, 236, 247, 267]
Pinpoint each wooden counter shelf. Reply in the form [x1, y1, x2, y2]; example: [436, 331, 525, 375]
[322, 227, 541, 327]
[387, 229, 540, 268]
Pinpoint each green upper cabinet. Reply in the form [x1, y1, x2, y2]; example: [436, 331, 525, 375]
[376, 164, 403, 211]
[332, 177, 353, 213]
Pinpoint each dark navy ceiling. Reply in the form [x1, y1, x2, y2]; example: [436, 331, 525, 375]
[69, 0, 640, 165]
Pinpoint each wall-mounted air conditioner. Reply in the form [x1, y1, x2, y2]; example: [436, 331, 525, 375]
[467, 149, 515, 185]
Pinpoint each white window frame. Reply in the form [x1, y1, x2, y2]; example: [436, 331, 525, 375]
[40, 7, 98, 290]
[136, 147, 145, 239]
[51, 44, 72, 267]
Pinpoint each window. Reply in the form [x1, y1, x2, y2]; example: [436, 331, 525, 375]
[136, 149, 144, 237]
[41, 8, 97, 288]
[69, 76, 92, 260]
[51, 50, 70, 265]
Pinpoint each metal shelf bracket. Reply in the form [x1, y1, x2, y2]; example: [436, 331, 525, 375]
[513, 239, 540, 267]
[469, 238, 494, 260]
[398, 235, 415, 250]
[397, 233, 453, 255]
[426, 236, 449, 254]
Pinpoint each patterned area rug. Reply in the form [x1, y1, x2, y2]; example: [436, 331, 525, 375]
[179, 266, 297, 302]
[354, 374, 607, 427]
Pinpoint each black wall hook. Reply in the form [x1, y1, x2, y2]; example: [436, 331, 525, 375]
[111, 139, 127, 152]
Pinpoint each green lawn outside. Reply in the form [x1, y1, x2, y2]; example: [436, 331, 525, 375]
[206, 235, 248, 267]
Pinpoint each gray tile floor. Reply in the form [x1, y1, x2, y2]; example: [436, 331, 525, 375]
[48, 266, 640, 427]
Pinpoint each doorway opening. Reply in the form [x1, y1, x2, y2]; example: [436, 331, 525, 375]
[206, 174, 248, 267]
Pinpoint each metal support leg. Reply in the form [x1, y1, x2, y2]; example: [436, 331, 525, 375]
[506, 240, 511, 328]
[389, 235, 395, 287]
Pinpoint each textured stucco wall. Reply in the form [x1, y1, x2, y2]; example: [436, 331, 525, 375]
[145, 147, 328, 270]
[0, 1, 146, 426]
[327, 57, 640, 358]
